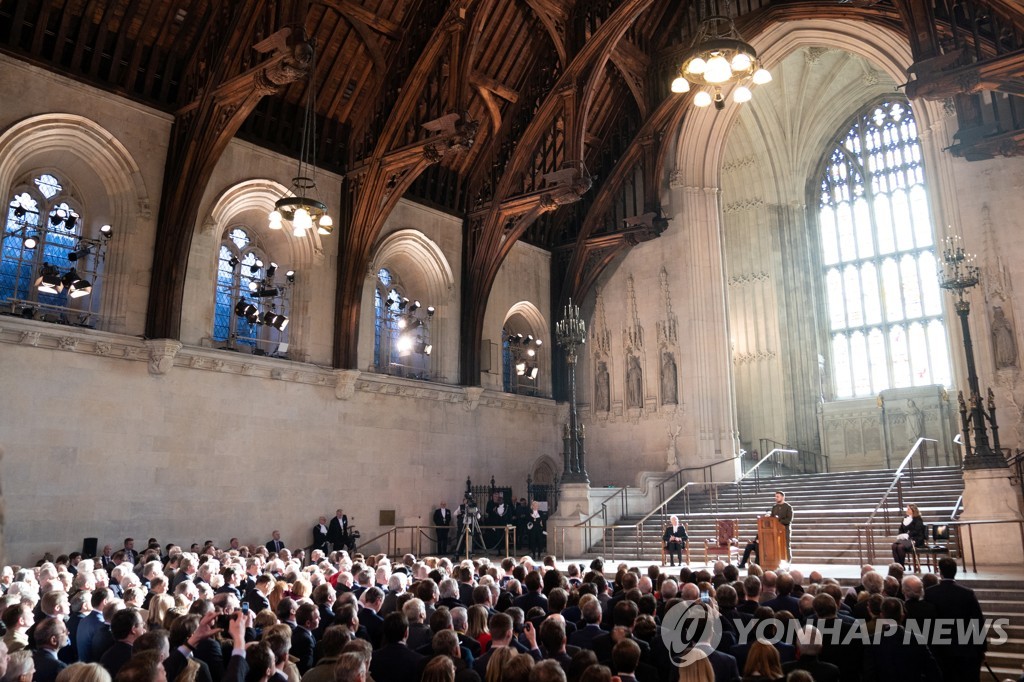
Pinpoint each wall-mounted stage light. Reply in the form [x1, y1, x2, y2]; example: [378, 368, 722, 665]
[63, 269, 92, 298]
[23, 233, 38, 249]
[229, 255, 240, 269]
[285, 270, 295, 283]
[68, 244, 93, 262]
[266, 262, 277, 278]
[99, 224, 113, 237]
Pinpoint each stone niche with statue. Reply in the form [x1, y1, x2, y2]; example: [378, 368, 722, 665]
[819, 385, 959, 471]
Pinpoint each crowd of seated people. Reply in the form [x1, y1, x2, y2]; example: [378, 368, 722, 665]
[0, 536, 996, 682]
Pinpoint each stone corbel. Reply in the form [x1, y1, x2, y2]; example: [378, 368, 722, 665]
[464, 386, 485, 411]
[145, 339, 183, 376]
[334, 369, 361, 400]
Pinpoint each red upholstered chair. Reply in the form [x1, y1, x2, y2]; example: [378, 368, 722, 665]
[704, 519, 742, 564]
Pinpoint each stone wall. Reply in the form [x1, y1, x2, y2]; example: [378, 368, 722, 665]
[0, 319, 563, 565]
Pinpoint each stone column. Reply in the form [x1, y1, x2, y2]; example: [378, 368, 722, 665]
[548, 483, 592, 557]
[676, 185, 740, 459]
[959, 468, 1024, 567]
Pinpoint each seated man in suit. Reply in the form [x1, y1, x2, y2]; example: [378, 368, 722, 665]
[265, 530, 285, 554]
[783, 625, 840, 682]
[662, 515, 688, 567]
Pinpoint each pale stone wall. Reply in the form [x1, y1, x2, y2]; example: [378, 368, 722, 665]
[0, 319, 561, 565]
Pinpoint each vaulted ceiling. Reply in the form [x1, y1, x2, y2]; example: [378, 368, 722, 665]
[2, 0, 1023, 385]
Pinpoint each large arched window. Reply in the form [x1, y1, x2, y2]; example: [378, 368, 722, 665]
[1, 172, 107, 325]
[817, 99, 951, 398]
[213, 227, 290, 355]
[373, 267, 434, 379]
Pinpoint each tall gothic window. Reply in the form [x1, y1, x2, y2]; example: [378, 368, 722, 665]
[373, 267, 402, 370]
[1, 173, 105, 325]
[817, 99, 951, 399]
[213, 227, 290, 355]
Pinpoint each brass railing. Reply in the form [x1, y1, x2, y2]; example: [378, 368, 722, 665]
[855, 437, 956, 563]
[355, 524, 517, 559]
[565, 448, 795, 558]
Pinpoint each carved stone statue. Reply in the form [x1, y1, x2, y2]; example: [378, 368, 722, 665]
[667, 424, 681, 470]
[661, 351, 678, 405]
[905, 399, 924, 443]
[626, 355, 643, 409]
[992, 306, 1018, 369]
[595, 361, 610, 412]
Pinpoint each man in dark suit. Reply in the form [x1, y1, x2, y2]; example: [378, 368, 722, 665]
[925, 557, 986, 682]
[246, 574, 273, 614]
[31, 619, 68, 682]
[513, 571, 548, 613]
[99, 608, 145, 677]
[592, 601, 651, 665]
[369, 613, 427, 682]
[762, 573, 801, 616]
[291, 603, 320, 674]
[902, 575, 938, 637]
[265, 530, 285, 554]
[358, 587, 386, 648]
[808, 593, 863, 682]
[312, 517, 330, 553]
[862, 598, 941, 681]
[434, 502, 452, 555]
[782, 624, 840, 682]
[328, 509, 351, 553]
[473, 614, 541, 677]
[567, 597, 605, 650]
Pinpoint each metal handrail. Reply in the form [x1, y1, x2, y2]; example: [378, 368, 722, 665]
[864, 437, 938, 526]
[354, 524, 516, 559]
[759, 438, 829, 474]
[656, 452, 746, 505]
[578, 486, 629, 527]
[948, 517, 1024, 573]
[567, 448, 795, 558]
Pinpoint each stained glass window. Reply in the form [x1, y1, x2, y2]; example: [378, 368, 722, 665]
[212, 227, 289, 354]
[818, 100, 951, 398]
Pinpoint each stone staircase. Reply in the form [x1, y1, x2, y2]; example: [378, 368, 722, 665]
[971, 581, 1024, 679]
[586, 466, 965, 565]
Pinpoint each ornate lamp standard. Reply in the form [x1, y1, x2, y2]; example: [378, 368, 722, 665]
[939, 236, 1006, 469]
[556, 299, 589, 483]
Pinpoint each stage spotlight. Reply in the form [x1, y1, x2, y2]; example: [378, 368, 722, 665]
[229, 256, 240, 268]
[68, 244, 93, 262]
[285, 270, 295, 283]
[253, 287, 280, 298]
[68, 277, 92, 299]
[23, 234, 38, 249]
[99, 224, 113, 237]
[272, 314, 289, 331]
[528, 366, 539, 380]
[35, 263, 63, 294]
[266, 262, 277, 278]
[410, 300, 421, 312]
[65, 215, 78, 231]
[427, 306, 435, 317]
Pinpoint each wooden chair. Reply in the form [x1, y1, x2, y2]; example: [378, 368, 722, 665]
[704, 519, 742, 565]
[661, 526, 691, 566]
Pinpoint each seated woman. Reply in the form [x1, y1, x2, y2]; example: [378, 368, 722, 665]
[663, 514, 688, 567]
[891, 503, 927, 568]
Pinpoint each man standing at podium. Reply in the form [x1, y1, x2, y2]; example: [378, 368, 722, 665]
[770, 490, 794, 561]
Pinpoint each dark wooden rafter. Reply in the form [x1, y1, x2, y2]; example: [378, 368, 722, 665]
[559, 2, 910, 310]
[898, 0, 1024, 158]
[145, 1, 314, 340]
[333, 0, 481, 369]
[459, 0, 660, 386]
[522, 0, 568, 68]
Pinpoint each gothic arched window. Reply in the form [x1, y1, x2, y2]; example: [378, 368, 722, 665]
[1, 173, 105, 325]
[817, 99, 951, 398]
[373, 266, 434, 379]
[213, 227, 290, 355]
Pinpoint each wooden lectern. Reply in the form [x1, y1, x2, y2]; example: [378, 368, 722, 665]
[758, 516, 787, 570]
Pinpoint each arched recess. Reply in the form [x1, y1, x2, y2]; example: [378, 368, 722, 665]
[0, 114, 149, 334]
[182, 178, 324, 358]
[360, 229, 456, 380]
[501, 301, 551, 397]
[674, 19, 938, 187]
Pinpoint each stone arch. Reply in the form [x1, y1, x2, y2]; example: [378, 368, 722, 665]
[502, 301, 551, 397]
[0, 113, 150, 334]
[531, 454, 559, 485]
[674, 19, 939, 189]
[370, 229, 455, 306]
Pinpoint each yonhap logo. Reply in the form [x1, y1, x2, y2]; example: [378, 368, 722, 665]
[661, 600, 723, 667]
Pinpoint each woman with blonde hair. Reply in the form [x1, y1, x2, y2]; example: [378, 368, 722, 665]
[484, 647, 517, 682]
[55, 664, 112, 682]
[677, 657, 714, 682]
[289, 577, 312, 603]
[146, 594, 174, 631]
[741, 640, 784, 681]
[466, 604, 490, 650]
[268, 580, 288, 613]
[1, 651, 34, 682]
[420, 656, 455, 682]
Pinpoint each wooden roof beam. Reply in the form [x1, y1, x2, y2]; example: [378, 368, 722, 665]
[319, 0, 403, 39]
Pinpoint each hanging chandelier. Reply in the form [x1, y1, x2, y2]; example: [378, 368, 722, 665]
[670, 3, 771, 109]
[269, 40, 333, 237]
